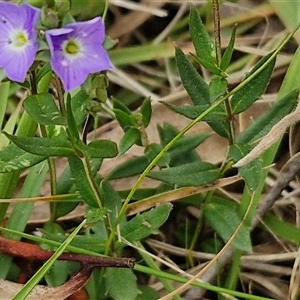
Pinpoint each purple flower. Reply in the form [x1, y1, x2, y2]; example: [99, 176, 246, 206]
[0, 2, 40, 82]
[45, 17, 113, 92]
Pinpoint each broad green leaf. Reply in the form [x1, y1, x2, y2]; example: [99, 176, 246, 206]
[237, 89, 299, 144]
[119, 127, 140, 154]
[147, 161, 220, 187]
[189, 6, 221, 75]
[106, 155, 149, 180]
[145, 143, 170, 167]
[204, 199, 252, 251]
[68, 155, 100, 207]
[23, 93, 66, 125]
[86, 140, 118, 158]
[229, 144, 262, 191]
[140, 97, 152, 127]
[4, 133, 75, 157]
[105, 268, 139, 300]
[231, 53, 276, 114]
[122, 203, 172, 242]
[175, 47, 210, 106]
[220, 25, 237, 71]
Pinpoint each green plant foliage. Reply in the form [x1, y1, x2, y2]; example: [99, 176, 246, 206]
[86, 140, 118, 158]
[68, 155, 101, 207]
[23, 93, 66, 125]
[231, 53, 276, 114]
[121, 203, 172, 242]
[140, 97, 152, 127]
[147, 161, 220, 187]
[229, 143, 262, 191]
[220, 25, 237, 71]
[189, 6, 221, 75]
[119, 127, 141, 154]
[3, 133, 75, 157]
[0, 143, 46, 172]
[204, 198, 252, 251]
[106, 155, 149, 180]
[105, 268, 140, 300]
[175, 47, 210, 106]
[236, 89, 299, 144]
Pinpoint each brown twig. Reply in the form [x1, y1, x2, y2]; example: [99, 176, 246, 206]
[0, 236, 135, 268]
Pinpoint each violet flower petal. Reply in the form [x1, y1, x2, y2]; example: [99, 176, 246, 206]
[0, 3, 40, 82]
[46, 17, 113, 92]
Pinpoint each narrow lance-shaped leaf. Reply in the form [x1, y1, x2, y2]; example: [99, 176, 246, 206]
[231, 52, 276, 114]
[147, 161, 220, 187]
[140, 97, 152, 127]
[68, 155, 101, 208]
[220, 24, 237, 71]
[189, 6, 221, 75]
[3, 133, 75, 157]
[175, 47, 210, 106]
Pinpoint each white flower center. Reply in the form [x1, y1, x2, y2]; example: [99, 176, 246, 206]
[62, 38, 83, 59]
[9, 30, 29, 50]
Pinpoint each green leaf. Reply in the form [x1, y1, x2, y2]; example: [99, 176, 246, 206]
[189, 6, 221, 75]
[136, 286, 159, 300]
[105, 268, 139, 300]
[263, 213, 300, 245]
[99, 181, 124, 227]
[220, 25, 237, 71]
[66, 94, 80, 141]
[71, 90, 89, 126]
[204, 199, 252, 251]
[140, 97, 152, 127]
[23, 93, 66, 125]
[114, 108, 136, 129]
[119, 127, 140, 154]
[86, 140, 118, 158]
[231, 53, 276, 114]
[147, 161, 220, 187]
[229, 144, 262, 191]
[106, 155, 149, 180]
[175, 47, 210, 106]
[237, 89, 299, 144]
[209, 77, 227, 101]
[122, 203, 172, 242]
[4, 133, 75, 157]
[68, 155, 100, 207]
[145, 143, 170, 167]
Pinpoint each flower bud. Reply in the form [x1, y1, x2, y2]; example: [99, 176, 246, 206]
[54, 0, 70, 18]
[41, 6, 59, 29]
